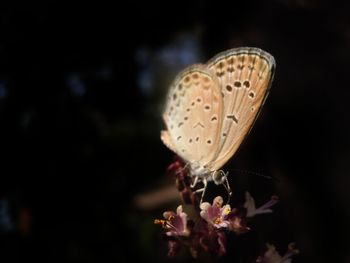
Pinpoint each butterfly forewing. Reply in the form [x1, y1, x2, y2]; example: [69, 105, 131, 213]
[206, 47, 275, 170]
[161, 65, 223, 167]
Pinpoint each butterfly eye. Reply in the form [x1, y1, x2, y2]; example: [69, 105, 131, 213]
[212, 171, 226, 185]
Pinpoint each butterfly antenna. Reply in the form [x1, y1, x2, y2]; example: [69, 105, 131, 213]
[231, 169, 277, 181]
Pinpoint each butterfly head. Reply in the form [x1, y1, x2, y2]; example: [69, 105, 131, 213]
[212, 170, 228, 185]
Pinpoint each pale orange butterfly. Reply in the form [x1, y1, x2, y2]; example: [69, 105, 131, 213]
[161, 47, 275, 202]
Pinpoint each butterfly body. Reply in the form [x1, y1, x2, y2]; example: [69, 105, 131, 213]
[161, 47, 275, 193]
[189, 163, 211, 179]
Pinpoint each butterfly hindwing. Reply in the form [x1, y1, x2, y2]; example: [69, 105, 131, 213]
[162, 65, 224, 167]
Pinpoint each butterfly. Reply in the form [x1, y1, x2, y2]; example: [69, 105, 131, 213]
[161, 47, 275, 202]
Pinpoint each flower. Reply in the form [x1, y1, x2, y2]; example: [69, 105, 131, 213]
[154, 174, 283, 258]
[200, 196, 250, 234]
[154, 205, 190, 237]
[225, 208, 250, 234]
[244, 192, 279, 218]
[256, 243, 299, 263]
[200, 196, 231, 229]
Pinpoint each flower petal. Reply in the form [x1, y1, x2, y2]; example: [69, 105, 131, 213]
[176, 205, 183, 214]
[257, 196, 279, 211]
[163, 211, 176, 219]
[221, 204, 231, 216]
[207, 206, 221, 220]
[213, 196, 223, 207]
[244, 192, 278, 218]
[244, 191, 256, 217]
[200, 202, 211, 211]
[200, 210, 210, 222]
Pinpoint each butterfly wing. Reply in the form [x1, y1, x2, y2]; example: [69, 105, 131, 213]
[161, 65, 224, 167]
[206, 47, 275, 170]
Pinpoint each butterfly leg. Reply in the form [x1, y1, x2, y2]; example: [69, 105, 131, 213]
[212, 170, 232, 203]
[193, 178, 207, 204]
[190, 175, 199, 188]
[222, 174, 232, 204]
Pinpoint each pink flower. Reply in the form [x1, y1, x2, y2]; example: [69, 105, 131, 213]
[200, 196, 250, 234]
[154, 205, 190, 237]
[256, 243, 299, 263]
[244, 192, 279, 218]
[225, 208, 250, 234]
[200, 196, 231, 229]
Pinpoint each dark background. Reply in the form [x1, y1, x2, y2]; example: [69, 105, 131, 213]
[0, 1, 349, 262]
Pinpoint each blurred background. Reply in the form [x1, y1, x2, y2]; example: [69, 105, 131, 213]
[0, 0, 349, 262]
